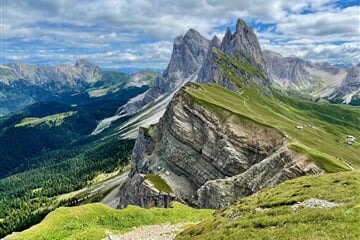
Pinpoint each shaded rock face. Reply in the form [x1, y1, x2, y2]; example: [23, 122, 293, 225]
[197, 147, 322, 208]
[197, 36, 221, 84]
[263, 50, 347, 95]
[163, 29, 210, 82]
[119, 29, 209, 116]
[117, 174, 176, 209]
[197, 19, 269, 92]
[118, 84, 323, 209]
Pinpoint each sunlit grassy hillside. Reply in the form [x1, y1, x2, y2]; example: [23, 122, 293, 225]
[185, 83, 360, 169]
[177, 170, 360, 240]
[6, 202, 213, 240]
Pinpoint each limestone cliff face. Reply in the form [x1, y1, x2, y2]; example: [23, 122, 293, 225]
[117, 83, 323, 209]
[197, 147, 322, 208]
[221, 19, 265, 67]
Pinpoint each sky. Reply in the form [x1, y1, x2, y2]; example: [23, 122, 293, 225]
[0, 0, 359, 70]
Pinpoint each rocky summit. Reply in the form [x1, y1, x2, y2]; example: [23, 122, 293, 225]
[116, 19, 328, 209]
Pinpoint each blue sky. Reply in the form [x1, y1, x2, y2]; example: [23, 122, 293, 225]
[0, 0, 359, 70]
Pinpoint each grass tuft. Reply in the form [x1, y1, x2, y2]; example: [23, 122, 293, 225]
[145, 174, 173, 193]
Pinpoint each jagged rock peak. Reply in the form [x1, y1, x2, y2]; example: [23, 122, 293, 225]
[162, 28, 209, 81]
[197, 18, 270, 91]
[74, 59, 102, 83]
[117, 26, 210, 117]
[183, 28, 205, 40]
[221, 18, 265, 67]
[222, 27, 232, 45]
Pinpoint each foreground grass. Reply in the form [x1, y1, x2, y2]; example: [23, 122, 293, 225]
[177, 171, 360, 240]
[185, 83, 360, 169]
[6, 202, 213, 240]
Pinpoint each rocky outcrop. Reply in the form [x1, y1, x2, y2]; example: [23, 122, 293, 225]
[263, 50, 347, 96]
[117, 174, 176, 209]
[197, 36, 221, 84]
[221, 19, 265, 67]
[197, 147, 322, 208]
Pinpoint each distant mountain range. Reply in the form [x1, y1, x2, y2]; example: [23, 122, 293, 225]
[263, 50, 359, 104]
[0, 61, 159, 116]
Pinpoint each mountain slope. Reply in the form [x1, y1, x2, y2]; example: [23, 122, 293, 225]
[177, 170, 360, 240]
[0, 82, 148, 178]
[263, 50, 347, 96]
[330, 64, 360, 105]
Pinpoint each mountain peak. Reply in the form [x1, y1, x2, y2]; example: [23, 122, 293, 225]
[74, 59, 96, 68]
[221, 18, 265, 67]
[184, 28, 202, 37]
[235, 18, 249, 33]
[211, 35, 221, 45]
[163, 29, 209, 81]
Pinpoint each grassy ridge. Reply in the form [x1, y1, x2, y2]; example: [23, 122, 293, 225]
[6, 202, 213, 240]
[185, 83, 360, 169]
[177, 170, 360, 240]
[288, 142, 351, 172]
